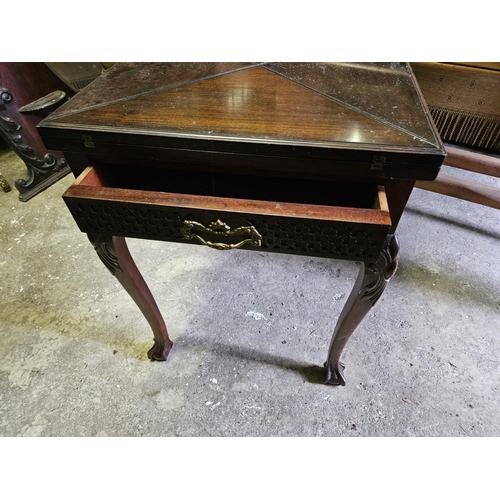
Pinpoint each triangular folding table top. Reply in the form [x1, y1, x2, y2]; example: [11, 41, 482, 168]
[44, 62, 442, 151]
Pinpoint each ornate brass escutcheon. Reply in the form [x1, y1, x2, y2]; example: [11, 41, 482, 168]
[181, 219, 262, 250]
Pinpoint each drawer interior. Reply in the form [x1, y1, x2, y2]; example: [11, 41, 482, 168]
[77, 164, 386, 212]
[64, 164, 392, 260]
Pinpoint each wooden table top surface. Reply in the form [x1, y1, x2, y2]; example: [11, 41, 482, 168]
[38, 63, 446, 182]
[40, 63, 443, 149]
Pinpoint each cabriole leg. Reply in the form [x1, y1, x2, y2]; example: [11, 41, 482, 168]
[88, 234, 173, 361]
[324, 234, 400, 386]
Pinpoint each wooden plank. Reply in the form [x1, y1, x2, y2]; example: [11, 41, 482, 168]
[416, 173, 500, 210]
[445, 145, 500, 178]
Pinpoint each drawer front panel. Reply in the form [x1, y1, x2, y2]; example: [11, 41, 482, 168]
[66, 198, 389, 262]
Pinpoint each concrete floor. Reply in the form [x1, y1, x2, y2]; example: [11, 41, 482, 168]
[1, 148, 499, 437]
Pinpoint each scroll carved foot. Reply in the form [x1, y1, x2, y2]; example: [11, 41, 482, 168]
[88, 234, 173, 362]
[324, 234, 400, 386]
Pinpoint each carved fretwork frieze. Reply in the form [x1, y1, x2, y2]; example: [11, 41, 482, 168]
[88, 234, 123, 276]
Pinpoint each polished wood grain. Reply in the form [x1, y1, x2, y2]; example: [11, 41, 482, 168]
[50, 66, 427, 148]
[49, 63, 256, 120]
[265, 62, 440, 146]
[39, 63, 445, 183]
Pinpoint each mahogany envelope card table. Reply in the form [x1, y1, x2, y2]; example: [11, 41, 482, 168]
[38, 63, 445, 386]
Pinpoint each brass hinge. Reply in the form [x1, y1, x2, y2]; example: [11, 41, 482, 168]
[82, 135, 95, 148]
[371, 156, 386, 170]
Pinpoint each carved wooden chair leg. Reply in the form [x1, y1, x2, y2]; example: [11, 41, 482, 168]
[324, 234, 400, 386]
[88, 234, 173, 361]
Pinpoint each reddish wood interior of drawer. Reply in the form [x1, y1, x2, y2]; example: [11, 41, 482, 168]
[69, 165, 391, 225]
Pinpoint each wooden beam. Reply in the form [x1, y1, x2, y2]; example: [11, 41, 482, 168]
[445, 145, 500, 178]
[416, 173, 500, 210]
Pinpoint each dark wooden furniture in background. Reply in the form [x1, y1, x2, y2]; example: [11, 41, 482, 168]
[411, 62, 500, 210]
[416, 144, 500, 210]
[0, 63, 77, 201]
[45, 63, 106, 92]
[39, 63, 445, 386]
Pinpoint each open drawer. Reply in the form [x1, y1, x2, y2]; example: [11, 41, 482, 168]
[63, 165, 392, 262]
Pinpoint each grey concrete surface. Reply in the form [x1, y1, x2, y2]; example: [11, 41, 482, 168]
[1, 148, 499, 437]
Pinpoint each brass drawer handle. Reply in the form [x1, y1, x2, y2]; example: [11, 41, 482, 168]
[181, 219, 262, 250]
